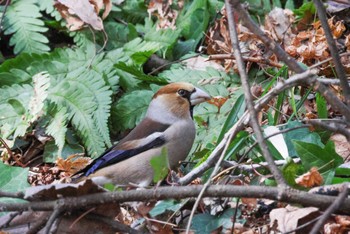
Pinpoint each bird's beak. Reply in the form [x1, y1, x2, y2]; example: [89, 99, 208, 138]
[190, 87, 211, 106]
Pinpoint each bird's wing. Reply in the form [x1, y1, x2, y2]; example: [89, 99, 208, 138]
[75, 118, 170, 177]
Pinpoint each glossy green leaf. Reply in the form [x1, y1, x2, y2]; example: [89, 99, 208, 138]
[292, 140, 343, 172]
[316, 92, 328, 118]
[217, 94, 245, 143]
[150, 147, 169, 183]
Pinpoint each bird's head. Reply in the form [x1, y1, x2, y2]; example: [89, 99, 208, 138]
[147, 82, 211, 123]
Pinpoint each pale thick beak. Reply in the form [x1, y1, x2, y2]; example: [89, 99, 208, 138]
[190, 87, 211, 105]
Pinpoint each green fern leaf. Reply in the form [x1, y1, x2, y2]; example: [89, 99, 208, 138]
[50, 69, 112, 157]
[111, 90, 153, 132]
[0, 84, 33, 143]
[45, 105, 68, 156]
[3, 0, 49, 54]
[29, 72, 50, 122]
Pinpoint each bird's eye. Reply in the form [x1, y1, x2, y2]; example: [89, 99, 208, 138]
[177, 89, 187, 97]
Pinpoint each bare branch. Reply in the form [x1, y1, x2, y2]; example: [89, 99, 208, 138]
[1, 185, 350, 214]
[313, 0, 350, 106]
[310, 183, 349, 234]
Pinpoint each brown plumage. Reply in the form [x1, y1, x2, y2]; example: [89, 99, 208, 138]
[74, 82, 211, 186]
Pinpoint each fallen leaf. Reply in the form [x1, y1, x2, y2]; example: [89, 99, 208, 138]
[270, 205, 319, 233]
[295, 167, 323, 188]
[330, 133, 350, 160]
[55, 0, 104, 31]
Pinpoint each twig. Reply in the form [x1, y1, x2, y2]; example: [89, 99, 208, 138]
[220, 158, 301, 174]
[226, 0, 286, 186]
[230, 198, 240, 234]
[0, 190, 25, 199]
[313, 0, 350, 106]
[317, 78, 342, 85]
[2, 185, 350, 214]
[207, 54, 284, 68]
[44, 207, 62, 234]
[303, 119, 350, 140]
[283, 216, 321, 234]
[241, 124, 311, 160]
[178, 70, 315, 185]
[0, 212, 21, 229]
[231, 0, 350, 122]
[309, 183, 349, 234]
[185, 119, 237, 233]
[310, 52, 350, 69]
[231, 0, 304, 73]
[27, 213, 51, 234]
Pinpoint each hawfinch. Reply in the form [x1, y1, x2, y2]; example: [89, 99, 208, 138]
[74, 82, 211, 186]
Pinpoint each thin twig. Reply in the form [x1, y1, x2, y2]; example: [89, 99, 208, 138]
[231, 0, 350, 122]
[0, 190, 25, 199]
[44, 208, 62, 234]
[309, 183, 349, 234]
[283, 216, 322, 234]
[226, 0, 286, 186]
[304, 119, 350, 140]
[2, 185, 350, 214]
[310, 52, 350, 69]
[0, 212, 22, 229]
[313, 0, 350, 106]
[207, 54, 284, 68]
[185, 123, 237, 233]
[178, 70, 315, 185]
[241, 124, 311, 161]
[220, 158, 301, 175]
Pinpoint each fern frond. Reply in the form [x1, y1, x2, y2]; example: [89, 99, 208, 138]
[111, 90, 153, 132]
[45, 105, 68, 156]
[3, 0, 49, 54]
[0, 84, 33, 141]
[29, 72, 50, 122]
[50, 69, 112, 157]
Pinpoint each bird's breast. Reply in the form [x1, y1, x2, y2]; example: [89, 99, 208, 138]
[164, 120, 196, 169]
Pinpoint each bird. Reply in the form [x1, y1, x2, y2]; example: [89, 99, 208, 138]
[73, 82, 211, 186]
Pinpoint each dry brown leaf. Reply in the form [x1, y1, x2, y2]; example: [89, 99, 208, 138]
[55, 0, 104, 31]
[295, 167, 323, 188]
[55, 154, 91, 175]
[330, 133, 350, 160]
[324, 222, 342, 234]
[207, 96, 228, 113]
[270, 205, 319, 233]
[147, 0, 181, 30]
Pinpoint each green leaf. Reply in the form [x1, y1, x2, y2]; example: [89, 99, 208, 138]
[3, 0, 49, 54]
[217, 94, 245, 143]
[150, 147, 169, 183]
[177, 0, 209, 43]
[150, 199, 185, 217]
[292, 140, 343, 173]
[191, 208, 243, 234]
[293, 2, 316, 20]
[111, 90, 154, 132]
[282, 158, 300, 186]
[316, 92, 328, 118]
[0, 162, 30, 192]
[114, 62, 168, 85]
[282, 121, 323, 157]
[7, 99, 26, 115]
[285, 0, 295, 10]
[143, 18, 181, 58]
[225, 131, 249, 161]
